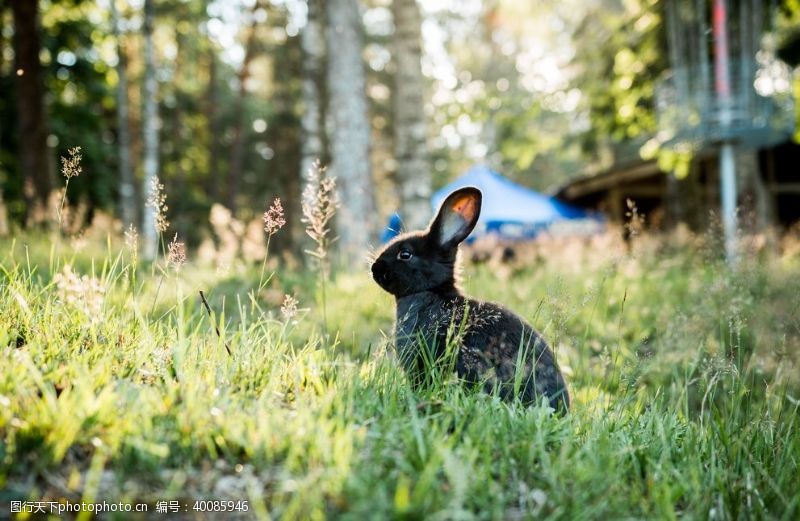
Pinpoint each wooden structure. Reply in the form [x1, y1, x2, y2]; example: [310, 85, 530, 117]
[657, 0, 794, 260]
[558, 0, 797, 237]
[554, 140, 800, 230]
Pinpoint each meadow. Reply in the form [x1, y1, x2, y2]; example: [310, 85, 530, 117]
[1, 224, 799, 520]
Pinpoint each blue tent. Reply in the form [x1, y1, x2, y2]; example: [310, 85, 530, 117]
[379, 212, 404, 243]
[430, 165, 600, 241]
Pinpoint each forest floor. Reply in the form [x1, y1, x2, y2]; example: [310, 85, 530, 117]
[1, 229, 799, 519]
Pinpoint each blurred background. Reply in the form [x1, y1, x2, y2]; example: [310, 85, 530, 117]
[0, 0, 798, 262]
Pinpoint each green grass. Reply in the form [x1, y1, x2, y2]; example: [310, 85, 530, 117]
[1, 232, 799, 519]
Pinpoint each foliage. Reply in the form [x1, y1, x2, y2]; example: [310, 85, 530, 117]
[777, 0, 800, 142]
[421, 0, 669, 190]
[0, 227, 798, 518]
[0, 0, 302, 246]
[2, 0, 796, 238]
[571, 0, 666, 150]
[778, 0, 800, 67]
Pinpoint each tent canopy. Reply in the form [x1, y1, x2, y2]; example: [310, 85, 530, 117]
[430, 165, 599, 240]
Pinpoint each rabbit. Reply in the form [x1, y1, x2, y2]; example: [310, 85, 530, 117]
[371, 186, 570, 411]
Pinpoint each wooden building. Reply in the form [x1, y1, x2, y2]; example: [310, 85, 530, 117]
[554, 140, 800, 230]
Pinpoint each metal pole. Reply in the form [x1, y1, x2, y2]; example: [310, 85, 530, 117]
[713, 0, 737, 263]
[720, 143, 737, 262]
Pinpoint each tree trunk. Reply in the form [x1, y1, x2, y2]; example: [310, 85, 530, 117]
[11, 0, 52, 216]
[326, 0, 376, 262]
[205, 49, 221, 201]
[111, 0, 136, 228]
[142, 0, 160, 260]
[300, 0, 326, 181]
[392, 0, 430, 230]
[169, 32, 187, 191]
[226, 2, 261, 214]
[0, 2, 8, 235]
[269, 22, 304, 256]
[0, 186, 8, 236]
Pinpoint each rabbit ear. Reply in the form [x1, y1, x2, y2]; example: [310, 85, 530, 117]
[430, 187, 482, 249]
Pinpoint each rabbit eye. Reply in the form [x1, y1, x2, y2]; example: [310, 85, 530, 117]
[397, 249, 413, 261]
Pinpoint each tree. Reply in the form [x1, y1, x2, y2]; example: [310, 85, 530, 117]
[10, 0, 52, 216]
[225, 1, 262, 214]
[111, 0, 136, 228]
[325, 0, 375, 261]
[776, 1, 800, 142]
[205, 48, 221, 201]
[569, 0, 666, 157]
[267, 21, 304, 254]
[300, 0, 326, 181]
[392, 0, 430, 229]
[142, 0, 160, 259]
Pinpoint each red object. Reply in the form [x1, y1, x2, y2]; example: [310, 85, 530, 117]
[713, 0, 731, 99]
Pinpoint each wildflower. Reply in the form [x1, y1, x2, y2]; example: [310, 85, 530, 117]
[145, 177, 170, 233]
[167, 233, 186, 272]
[60, 146, 82, 179]
[280, 293, 299, 321]
[263, 198, 286, 236]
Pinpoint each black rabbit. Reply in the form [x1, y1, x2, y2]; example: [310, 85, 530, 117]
[371, 187, 570, 411]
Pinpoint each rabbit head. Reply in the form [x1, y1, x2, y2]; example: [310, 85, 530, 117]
[371, 187, 482, 297]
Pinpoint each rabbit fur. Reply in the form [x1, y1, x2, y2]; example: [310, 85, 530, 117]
[371, 186, 570, 411]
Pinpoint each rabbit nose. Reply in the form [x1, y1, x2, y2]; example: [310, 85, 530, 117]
[371, 259, 387, 278]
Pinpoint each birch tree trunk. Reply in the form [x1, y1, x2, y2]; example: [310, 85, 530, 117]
[111, 0, 136, 228]
[325, 0, 375, 262]
[11, 0, 52, 217]
[142, 0, 160, 260]
[300, 0, 326, 180]
[392, 0, 430, 229]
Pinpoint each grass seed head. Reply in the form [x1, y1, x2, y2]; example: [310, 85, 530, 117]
[146, 177, 170, 233]
[281, 293, 299, 321]
[264, 198, 287, 236]
[301, 160, 339, 261]
[60, 146, 82, 179]
[167, 233, 186, 271]
[125, 224, 139, 251]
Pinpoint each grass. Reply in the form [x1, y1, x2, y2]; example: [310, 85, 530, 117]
[0, 229, 799, 519]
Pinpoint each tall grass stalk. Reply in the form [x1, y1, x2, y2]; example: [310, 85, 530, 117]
[258, 197, 286, 293]
[145, 176, 170, 265]
[301, 160, 339, 338]
[56, 146, 82, 233]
